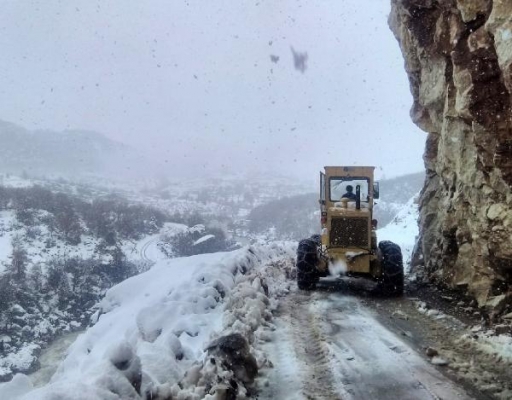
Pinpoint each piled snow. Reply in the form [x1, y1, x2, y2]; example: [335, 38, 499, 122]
[460, 331, 512, 364]
[377, 194, 419, 271]
[0, 374, 34, 399]
[0, 243, 295, 399]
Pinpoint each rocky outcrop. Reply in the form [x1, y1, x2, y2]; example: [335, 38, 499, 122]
[389, 0, 512, 309]
[205, 333, 259, 385]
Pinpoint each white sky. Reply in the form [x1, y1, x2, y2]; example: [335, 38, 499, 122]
[0, 0, 426, 180]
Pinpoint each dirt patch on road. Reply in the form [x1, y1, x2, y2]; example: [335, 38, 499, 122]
[364, 284, 512, 400]
[261, 281, 478, 400]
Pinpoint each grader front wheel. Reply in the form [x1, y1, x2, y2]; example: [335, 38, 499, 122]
[296, 238, 320, 290]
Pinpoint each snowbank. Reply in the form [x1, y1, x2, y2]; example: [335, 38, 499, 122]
[0, 243, 296, 399]
[377, 194, 419, 272]
[460, 330, 512, 365]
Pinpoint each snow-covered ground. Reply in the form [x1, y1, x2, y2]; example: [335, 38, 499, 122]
[0, 215, 185, 381]
[0, 243, 296, 399]
[377, 194, 419, 271]
[0, 190, 420, 392]
[0, 198, 483, 400]
[0, 214, 183, 276]
[0, 211, 15, 273]
[2, 192, 512, 399]
[0, 175, 34, 189]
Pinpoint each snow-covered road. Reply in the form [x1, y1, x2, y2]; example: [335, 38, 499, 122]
[260, 285, 474, 400]
[138, 235, 163, 262]
[129, 223, 188, 264]
[4, 242, 509, 400]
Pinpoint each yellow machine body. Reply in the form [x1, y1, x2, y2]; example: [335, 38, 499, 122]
[319, 166, 381, 278]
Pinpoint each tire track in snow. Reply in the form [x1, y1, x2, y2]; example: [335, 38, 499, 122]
[139, 237, 159, 262]
[279, 293, 349, 400]
[263, 289, 474, 400]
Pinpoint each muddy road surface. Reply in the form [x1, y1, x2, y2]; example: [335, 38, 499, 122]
[258, 278, 505, 400]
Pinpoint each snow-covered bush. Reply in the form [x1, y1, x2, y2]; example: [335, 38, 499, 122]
[163, 225, 237, 257]
[1, 185, 170, 244]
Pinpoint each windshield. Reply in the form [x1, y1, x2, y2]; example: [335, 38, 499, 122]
[329, 177, 370, 202]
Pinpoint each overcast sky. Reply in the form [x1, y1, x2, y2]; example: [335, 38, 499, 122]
[0, 0, 426, 180]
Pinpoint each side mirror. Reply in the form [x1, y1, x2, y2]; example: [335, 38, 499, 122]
[373, 182, 380, 199]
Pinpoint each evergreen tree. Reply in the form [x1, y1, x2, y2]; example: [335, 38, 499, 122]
[29, 263, 44, 292]
[0, 274, 14, 318]
[7, 236, 29, 282]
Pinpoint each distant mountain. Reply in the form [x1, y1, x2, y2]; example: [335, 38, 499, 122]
[0, 120, 161, 181]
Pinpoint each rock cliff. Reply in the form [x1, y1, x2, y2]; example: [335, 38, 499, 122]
[389, 0, 512, 312]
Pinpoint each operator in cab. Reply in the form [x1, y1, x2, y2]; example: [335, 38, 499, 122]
[342, 185, 357, 201]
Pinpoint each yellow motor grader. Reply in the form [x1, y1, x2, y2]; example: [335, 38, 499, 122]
[296, 166, 404, 295]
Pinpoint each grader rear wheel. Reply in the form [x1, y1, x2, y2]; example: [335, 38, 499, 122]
[378, 240, 404, 296]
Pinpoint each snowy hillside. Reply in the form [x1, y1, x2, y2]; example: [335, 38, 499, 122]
[0, 169, 422, 245]
[4, 192, 512, 400]
[0, 243, 296, 399]
[0, 173, 423, 395]
[0, 181, 187, 381]
[377, 194, 419, 271]
[0, 172, 315, 243]
[373, 171, 423, 227]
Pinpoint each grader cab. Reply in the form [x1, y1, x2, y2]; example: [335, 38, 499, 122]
[296, 166, 404, 295]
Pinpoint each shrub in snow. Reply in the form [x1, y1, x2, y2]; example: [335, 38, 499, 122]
[163, 226, 236, 257]
[24, 226, 42, 241]
[185, 212, 206, 227]
[28, 264, 43, 292]
[4, 236, 29, 282]
[14, 209, 36, 227]
[0, 275, 14, 314]
[2, 185, 169, 243]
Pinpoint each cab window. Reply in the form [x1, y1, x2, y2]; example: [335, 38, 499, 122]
[329, 177, 370, 202]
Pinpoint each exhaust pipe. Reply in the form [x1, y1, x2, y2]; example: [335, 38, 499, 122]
[356, 185, 361, 210]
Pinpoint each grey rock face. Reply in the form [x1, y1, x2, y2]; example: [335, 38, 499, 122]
[389, 0, 512, 309]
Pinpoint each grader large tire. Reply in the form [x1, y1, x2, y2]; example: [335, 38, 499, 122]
[378, 240, 404, 296]
[296, 238, 320, 290]
[310, 234, 321, 245]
